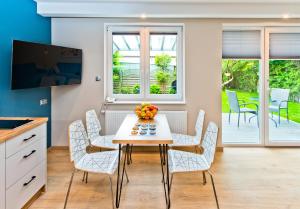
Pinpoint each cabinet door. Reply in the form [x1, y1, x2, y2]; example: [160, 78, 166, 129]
[0, 143, 5, 209]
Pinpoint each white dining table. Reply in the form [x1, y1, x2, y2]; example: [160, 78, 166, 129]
[113, 114, 173, 209]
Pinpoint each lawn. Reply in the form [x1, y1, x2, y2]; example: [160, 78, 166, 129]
[222, 90, 300, 123]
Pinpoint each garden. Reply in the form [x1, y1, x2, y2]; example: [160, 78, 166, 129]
[222, 59, 300, 123]
[112, 51, 177, 95]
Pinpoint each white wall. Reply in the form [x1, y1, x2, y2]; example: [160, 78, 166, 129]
[51, 18, 222, 146]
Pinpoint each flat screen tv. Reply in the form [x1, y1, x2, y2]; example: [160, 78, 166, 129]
[11, 40, 82, 90]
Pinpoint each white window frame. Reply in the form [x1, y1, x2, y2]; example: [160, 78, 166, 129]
[105, 23, 185, 104]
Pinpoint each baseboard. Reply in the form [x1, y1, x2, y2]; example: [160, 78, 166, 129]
[48, 146, 69, 150]
[49, 145, 224, 152]
[22, 185, 46, 209]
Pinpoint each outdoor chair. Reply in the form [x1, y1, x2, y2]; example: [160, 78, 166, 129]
[226, 90, 259, 127]
[269, 88, 290, 125]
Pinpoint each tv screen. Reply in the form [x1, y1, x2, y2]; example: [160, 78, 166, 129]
[11, 40, 82, 90]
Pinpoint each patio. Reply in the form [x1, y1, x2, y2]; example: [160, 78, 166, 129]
[222, 113, 300, 144]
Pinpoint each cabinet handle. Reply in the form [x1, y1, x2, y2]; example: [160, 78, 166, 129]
[23, 150, 36, 159]
[23, 176, 36, 187]
[23, 134, 36, 142]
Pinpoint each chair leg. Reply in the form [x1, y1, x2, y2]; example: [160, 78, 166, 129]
[278, 109, 281, 125]
[130, 144, 133, 164]
[237, 112, 240, 127]
[228, 110, 231, 124]
[127, 145, 133, 165]
[208, 171, 220, 209]
[82, 171, 86, 182]
[170, 174, 174, 193]
[124, 167, 129, 183]
[202, 171, 207, 185]
[244, 112, 246, 123]
[85, 172, 88, 184]
[63, 168, 76, 209]
[109, 176, 115, 209]
[286, 108, 289, 122]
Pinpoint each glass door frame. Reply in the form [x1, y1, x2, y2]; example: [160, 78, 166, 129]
[222, 26, 266, 147]
[264, 27, 300, 146]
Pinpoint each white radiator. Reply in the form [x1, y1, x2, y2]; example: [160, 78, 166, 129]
[105, 110, 187, 135]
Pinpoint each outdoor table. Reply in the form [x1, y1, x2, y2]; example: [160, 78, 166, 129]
[249, 97, 278, 127]
[113, 114, 173, 209]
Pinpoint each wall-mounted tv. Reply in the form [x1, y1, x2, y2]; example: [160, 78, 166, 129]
[11, 40, 82, 90]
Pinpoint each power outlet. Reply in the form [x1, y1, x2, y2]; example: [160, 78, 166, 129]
[40, 99, 48, 106]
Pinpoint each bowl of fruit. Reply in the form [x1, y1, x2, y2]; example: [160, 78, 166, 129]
[135, 103, 158, 120]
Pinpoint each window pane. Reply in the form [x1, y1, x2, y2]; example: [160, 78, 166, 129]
[222, 59, 261, 144]
[268, 60, 300, 142]
[150, 34, 177, 94]
[112, 33, 140, 94]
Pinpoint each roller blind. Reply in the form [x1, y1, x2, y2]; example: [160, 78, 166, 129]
[269, 33, 300, 59]
[222, 31, 261, 59]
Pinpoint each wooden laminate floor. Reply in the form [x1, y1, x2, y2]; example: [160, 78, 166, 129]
[29, 148, 300, 209]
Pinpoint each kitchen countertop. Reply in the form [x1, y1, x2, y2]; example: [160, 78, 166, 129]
[0, 117, 48, 144]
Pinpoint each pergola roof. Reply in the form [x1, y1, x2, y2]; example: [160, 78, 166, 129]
[113, 34, 177, 52]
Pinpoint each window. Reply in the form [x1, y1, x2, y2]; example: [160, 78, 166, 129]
[106, 25, 184, 102]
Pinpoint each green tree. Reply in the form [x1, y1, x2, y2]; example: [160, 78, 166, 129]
[113, 51, 123, 94]
[222, 59, 259, 92]
[154, 54, 172, 93]
[269, 60, 300, 100]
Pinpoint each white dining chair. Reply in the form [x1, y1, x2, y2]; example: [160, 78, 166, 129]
[168, 122, 220, 209]
[86, 109, 119, 150]
[86, 109, 133, 167]
[170, 110, 205, 151]
[64, 120, 129, 209]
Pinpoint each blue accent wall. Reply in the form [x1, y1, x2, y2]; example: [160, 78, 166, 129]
[0, 0, 51, 147]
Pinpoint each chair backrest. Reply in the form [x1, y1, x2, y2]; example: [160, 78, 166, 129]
[195, 110, 205, 143]
[202, 122, 219, 167]
[226, 90, 240, 112]
[69, 120, 89, 164]
[86, 109, 101, 140]
[270, 88, 290, 108]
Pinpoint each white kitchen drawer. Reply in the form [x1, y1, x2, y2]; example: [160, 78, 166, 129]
[6, 161, 46, 209]
[6, 124, 46, 158]
[0, 143, 5, 209]
[6, 138, 46, 189]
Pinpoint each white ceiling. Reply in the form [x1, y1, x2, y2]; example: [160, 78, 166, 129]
[34, 0, 300, 18]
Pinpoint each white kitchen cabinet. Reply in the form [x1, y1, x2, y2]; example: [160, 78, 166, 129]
[0, 143, 5, 209]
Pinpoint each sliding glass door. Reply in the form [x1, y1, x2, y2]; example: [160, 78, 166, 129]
[222, 27, 300, 146]
[222, 29, 263, 145]
[265, 28, 300, 146]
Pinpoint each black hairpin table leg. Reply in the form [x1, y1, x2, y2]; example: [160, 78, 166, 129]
[115, 144, 129, 208]
[159, 144, 170, 209]
[165, 144, 171, 209]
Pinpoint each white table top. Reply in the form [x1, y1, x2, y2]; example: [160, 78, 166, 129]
[113, 114, 173, 145]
